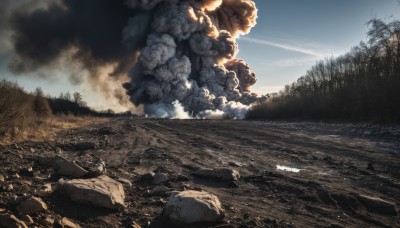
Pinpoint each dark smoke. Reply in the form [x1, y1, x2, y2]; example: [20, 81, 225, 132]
[9, 0, 142, 76]
[3, 0, 264, 118]
[123, 0, 263, 118]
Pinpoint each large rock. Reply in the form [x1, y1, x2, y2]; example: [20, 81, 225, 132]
[0, 213, 28, 228]
[57, 175, 125, 209]
[194, 168, 240, 181]
[164, 190, 225, 224]
[17, 196, 48, 215]
[356, 194, 398, 215]
[52, 156, 88, 178]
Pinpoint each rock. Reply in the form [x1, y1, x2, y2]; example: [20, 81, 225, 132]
[165, 190, 225, 224]
[130, 221, 141, 228]
[356, 194, 397, 215]
[0, 174, 5, 183]
[0, 213, 28, 228]
[36, 156, 55, 166]
[228, 161, 242, 167]
[19, 168, 34, 178]
[177, 175, 190, 181]
[194, 168, 240, 181]
[52, 156, 88, 178]
[19, 215, 33, 225]
[59, 217, 81, 228]
[149, 186, 169, 196]
[5, 184, 14, 191]
[57, 175, 125, 209]
[40, 183, 53, 193]
[117, 178, 132, 187]
[16, 196, 48, 215]
[75, 142, 96, 151]
[141, 172, 155, 181]
[43, 215, 55, 226]
[153, 173, 169, 184]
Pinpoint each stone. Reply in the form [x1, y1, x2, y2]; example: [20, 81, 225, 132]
[0, 213, 28, 228]
[52, 156, 88, 178]
[75, 142, 96, 151]
[153, 173, 169, 184]
[0, 174, 5, 183]
[40, 183, 53, 193]
[59, 217, 81, 228]
[356, 194, 397, 215]
[149, 186, 169, 196]
[194, 168, 240, 181]
[117, 178, 132, 187]
[17, 196, 48, 215]
[141, 172, 155, 181]
[6, 184, 14, 191]
[19, 168, 34, 178]
[19, 215, 33, 225]
[43, 215, 55, 226]
[57, 175, 125, 209]
[164, 190, 225, 224]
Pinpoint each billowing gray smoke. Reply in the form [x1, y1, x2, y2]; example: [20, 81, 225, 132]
[3, 0, 263, 118]
[123, 0, 263, 119]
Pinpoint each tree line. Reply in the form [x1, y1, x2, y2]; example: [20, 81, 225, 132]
[248, 18, 400, 122]
[0, 80, 130, 140]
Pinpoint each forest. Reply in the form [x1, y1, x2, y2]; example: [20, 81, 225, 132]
[248, 18, 400, 122]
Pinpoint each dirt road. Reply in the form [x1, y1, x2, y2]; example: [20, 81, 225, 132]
[1, 118, 399, 227]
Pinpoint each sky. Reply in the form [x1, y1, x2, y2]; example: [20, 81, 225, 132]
[238, 0, 400, 94]
[1, 0, 400, 110]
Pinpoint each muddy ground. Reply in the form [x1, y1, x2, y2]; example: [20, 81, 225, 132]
[0, 118, 399, 227]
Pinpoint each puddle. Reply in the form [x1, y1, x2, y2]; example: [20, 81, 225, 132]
[276, 165, 303, 173]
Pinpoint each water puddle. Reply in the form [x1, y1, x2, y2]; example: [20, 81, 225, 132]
[276, 165, 303, 173]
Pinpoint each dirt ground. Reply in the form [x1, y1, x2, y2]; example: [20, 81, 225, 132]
[1, 118, 399, 227]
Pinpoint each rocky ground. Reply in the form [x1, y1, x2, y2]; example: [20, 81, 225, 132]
[0, 118, 399, 227]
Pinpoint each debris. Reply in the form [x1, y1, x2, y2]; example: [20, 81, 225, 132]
[57, 175, 125, 209]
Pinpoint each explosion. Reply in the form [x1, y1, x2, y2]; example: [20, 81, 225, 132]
[123, 0, 261, 118]
[4, 0, 263, 119]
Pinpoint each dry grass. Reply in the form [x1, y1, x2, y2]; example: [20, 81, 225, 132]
[0, 114, 108, 145]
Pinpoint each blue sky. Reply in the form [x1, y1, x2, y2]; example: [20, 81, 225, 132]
[1, 0, 400, 109]
[238, 0, 400, 94]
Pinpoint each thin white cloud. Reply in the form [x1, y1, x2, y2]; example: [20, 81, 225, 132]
[239, 36, 327, 58]
[271, 56, 318, 67]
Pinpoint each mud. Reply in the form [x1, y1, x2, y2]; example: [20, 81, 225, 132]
[0, 119, 399, 227]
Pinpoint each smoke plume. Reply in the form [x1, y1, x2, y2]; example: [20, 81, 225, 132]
[3, 0, 264, 118]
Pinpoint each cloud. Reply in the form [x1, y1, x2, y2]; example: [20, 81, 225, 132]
[271, 56, 319, 67]
[239, 36, 328, 58]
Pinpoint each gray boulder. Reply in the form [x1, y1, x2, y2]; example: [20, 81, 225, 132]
[165, 190, 225, 224]
[57, 175, 125, 209]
